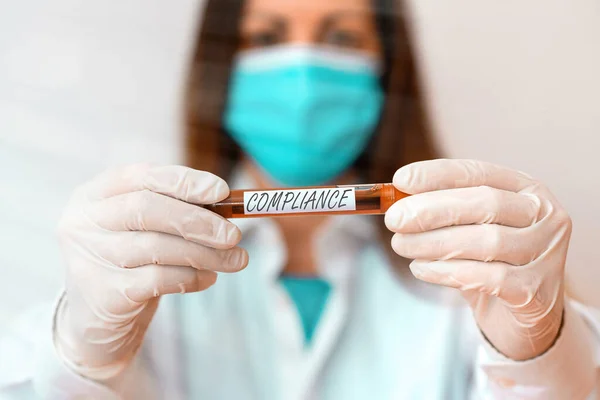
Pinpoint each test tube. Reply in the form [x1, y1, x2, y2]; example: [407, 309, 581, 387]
[205, 183, 408, 219]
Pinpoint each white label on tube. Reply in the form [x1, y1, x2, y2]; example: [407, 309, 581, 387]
[243, 187, 356, 215]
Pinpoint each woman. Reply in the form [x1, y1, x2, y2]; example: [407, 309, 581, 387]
[27, 0, 600, 398]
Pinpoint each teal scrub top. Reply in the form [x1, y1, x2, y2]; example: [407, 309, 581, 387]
[280, 276, 331, 345]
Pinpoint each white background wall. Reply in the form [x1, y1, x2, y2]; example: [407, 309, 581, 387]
[1, 0, 599, 330]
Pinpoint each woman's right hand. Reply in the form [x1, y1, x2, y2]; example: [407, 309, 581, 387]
[55, 164, 248, 380]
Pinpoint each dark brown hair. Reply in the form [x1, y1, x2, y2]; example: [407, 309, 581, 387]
[184, 0, 438, 254]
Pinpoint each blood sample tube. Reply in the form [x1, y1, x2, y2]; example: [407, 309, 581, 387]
[204, 183, 408, 219]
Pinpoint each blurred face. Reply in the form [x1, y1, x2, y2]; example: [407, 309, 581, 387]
[240, 0, 382, 58]
[225, 0, 386, 187]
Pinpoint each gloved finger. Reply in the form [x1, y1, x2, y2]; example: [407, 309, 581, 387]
[87, 190, 241, 249]
[391, 224, 547, 266]
[124, 266, 217, 302]
[80, 163, 154, 200]
[408, 259, 526, 303]
[143, 165, 229, 205]
[94, 231, 249, 273]
[82, 164, 229, 204]
[393, 159, 535, 195]
[385, 186, 541, 233]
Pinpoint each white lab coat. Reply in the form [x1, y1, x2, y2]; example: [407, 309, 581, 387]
[1, 182, 599, 399]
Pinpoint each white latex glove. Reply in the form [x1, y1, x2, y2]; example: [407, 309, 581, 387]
[385, 159, 569, 361]
[55, 164, 248, 381]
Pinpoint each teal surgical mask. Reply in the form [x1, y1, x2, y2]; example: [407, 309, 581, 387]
[224, 44, 384, 186]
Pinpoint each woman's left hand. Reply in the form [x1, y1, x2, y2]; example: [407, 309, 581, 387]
[385, 159, 570, 361]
